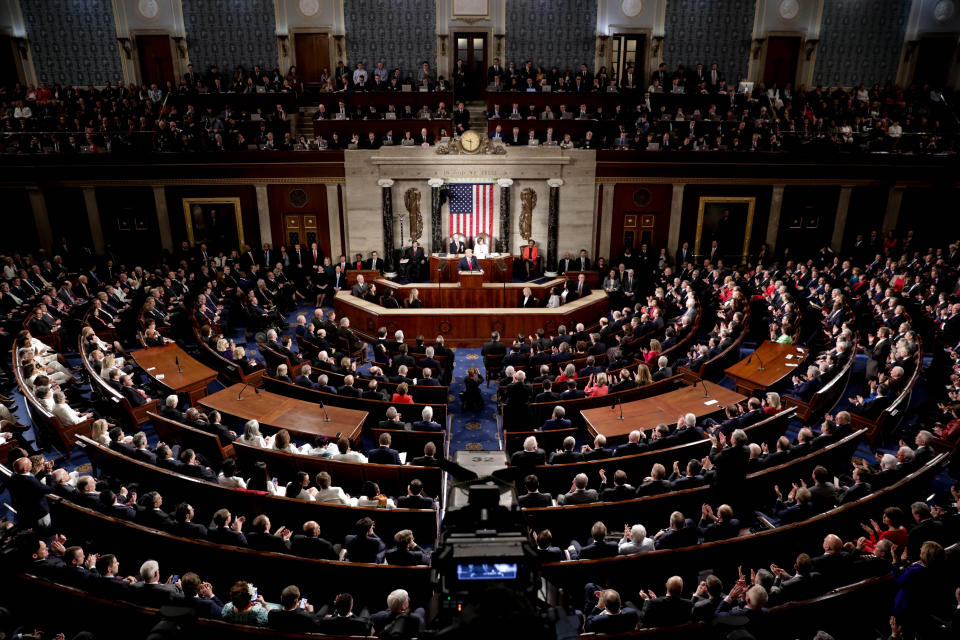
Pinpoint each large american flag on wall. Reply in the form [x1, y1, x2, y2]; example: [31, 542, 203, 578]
[448, 183, 494, 241]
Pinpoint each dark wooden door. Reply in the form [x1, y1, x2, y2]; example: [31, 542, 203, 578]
[453, 32, 487, 99]
[294, 33, 330, 86]
[0, 37, 20, 88]
[913, 37, 955, 88]
[283, 213, 330, 258]
[763, 36, 801, 87]
[136, 35, 175, 87]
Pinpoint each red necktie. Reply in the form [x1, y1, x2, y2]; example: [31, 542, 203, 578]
[313, 250, 317, 261]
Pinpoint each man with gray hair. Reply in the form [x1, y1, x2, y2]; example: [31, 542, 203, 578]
[510, 435, 546, 467]
[558, 472, 598, 505]
[541, 405, 571, 431]
[369, 588, 426, 634]
[549, 436, 582, 464]
[412, 405, 442, 432]
[160, 393, 186, 422]
[618, 524, 654, 555]
[131, 559, 182, 606]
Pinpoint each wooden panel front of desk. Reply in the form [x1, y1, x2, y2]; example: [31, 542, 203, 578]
[430, 254, 514, 283]
[374, 279, 567, 310]
[335, 290, 609, 346]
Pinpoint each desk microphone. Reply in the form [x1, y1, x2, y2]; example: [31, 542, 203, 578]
[175, 355, 183, 374]
[691, 373, 710, 398]
[611, 394, 624, 420]
[753, 349, 765, 371]
[319, 399, 331, 422]
[237, 382, 249, 400]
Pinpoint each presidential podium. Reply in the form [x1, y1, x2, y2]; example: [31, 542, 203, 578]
[458, 271, 483, 289]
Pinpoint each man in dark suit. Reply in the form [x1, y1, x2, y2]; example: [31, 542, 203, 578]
[510, 436, 546, 467]
[572, 272, 591, 299]
[570, 521, 618, 559]
[549, 436, 583, 464]
[481, 331, 507, 359]
[246, 514, 292, 552]
[458, 248, 481, 272]
[558, 473, 598, 504]
[268, 585, 321, 632]
[449, 235, 466, 254]
[396, 479, 435, 510]
[208, 509, 248, 546]
[517, 474, 553, 507]
[8, 457, 50, 528]
[136, 492, 176, 532]
[411, 406, 443, 432]
[385, 529, 431, 565]
[534, 379, 562, 403]
[364, 251, 384, 274]
[561, 380, 586, 399]
[598, 468, 635, 501]
[411, 442, 441, 467]
[584, 589, 640, 633]
[638, 576, 693, 627]
[172, 503, 209, 539]
[318, 594, 373, 636]
[787, 366, 823, 402]
[130, 559, 182, 607]
[837, 467, 872, 504]
[290, 521, 337, 560]
[405, 241, 427, 281]
[540, 405, 571, 430]
[368, 432, 402, 465]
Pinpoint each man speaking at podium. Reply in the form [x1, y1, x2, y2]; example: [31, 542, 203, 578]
[458, 248, 481, 272]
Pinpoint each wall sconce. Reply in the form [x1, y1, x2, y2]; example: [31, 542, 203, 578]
[597, 34, 609, 58]
[494, 34, 504, 57]
[652, 35, 664, 57]
[333, 34, 344, 59]
[277, 34, 289, 57]
[172, 36, 187, 59]
[117, 37, 132, 59]
[438, 34, 448, 56]
[804, 39, 819, 61]
[751, 38, 766, 60]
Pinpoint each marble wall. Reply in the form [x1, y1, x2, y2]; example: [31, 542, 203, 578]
[343, 148, 597, 269]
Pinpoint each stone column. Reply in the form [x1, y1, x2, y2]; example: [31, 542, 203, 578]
[82, 187, 105, 255]
[667, 183, 685, 252]
[883, 186, 904, 233]
[254, 184, 272, 247]
[546, 178, 563, 273]
[766, 185, 785, 252]
[428, 178, 444, 253]
[27, 187, 53, 251]
[831, 186, 853, 252]
[326, 183, 343, 258]
[497, 178, 513, 253]
[152, 186, 174, 252]
[378, 179, 395, 269]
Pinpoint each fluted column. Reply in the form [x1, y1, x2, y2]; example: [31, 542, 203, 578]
[546, 178, 563, 272]
[428, 178, 444, 253]
[497, 178, 513, 253]
[378, 179, 395, 269]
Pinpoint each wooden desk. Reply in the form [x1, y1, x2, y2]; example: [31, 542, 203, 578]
[459, 272, 483, 289]
[132, 344, 218, 404]
[430, 253, 514, 283]
[344, 269, 382, 287]
[335, 288, 608, 346]
[375, 278, 566, 308]
[724, 341, 808, 396]
[581, 381, 747, 440]
[199, 383, 366, 445]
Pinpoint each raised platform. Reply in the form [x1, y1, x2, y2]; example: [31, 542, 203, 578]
[334, 285, 609, 346]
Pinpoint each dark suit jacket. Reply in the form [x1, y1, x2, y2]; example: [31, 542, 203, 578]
[458, 256, 481, 271]
[397, 494, 435, 510]
[510, 449, 547, 467]
[518, 492, 553, 508]
[246, 531, 291, 553]
[367, 446, 402, 465]
[268, 608, 321, 632]
[640, 595, 693, 628]
[585, 608, 640, 633]
[318, 615, 372, 636]
[290, 534, 337, 559]
[7, 472, 51, 524]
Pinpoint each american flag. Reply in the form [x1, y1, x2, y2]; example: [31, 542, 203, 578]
[448, 182, 494, 241]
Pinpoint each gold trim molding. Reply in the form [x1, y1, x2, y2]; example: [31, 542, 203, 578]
[182, 197, 245, 250]
[695, 197, 756, 264]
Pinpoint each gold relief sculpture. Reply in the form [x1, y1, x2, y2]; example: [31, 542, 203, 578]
[404, 188, 423, 241]
[519, 188, 537, 241]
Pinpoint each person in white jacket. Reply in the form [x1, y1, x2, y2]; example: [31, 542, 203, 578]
[51, 391, 92, 426]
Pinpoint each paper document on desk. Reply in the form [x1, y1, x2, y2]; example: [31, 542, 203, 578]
[704, 399, 718, 406]
[785, 363, 799, 367]
[146, 367, 156, 371]
[399, 451, 407, 464]
[785, 354, 793, 359]
[156, 374, 165, 379]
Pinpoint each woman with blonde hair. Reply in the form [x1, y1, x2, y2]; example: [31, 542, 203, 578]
[643, 339, 661, 365]
[634, 363, 653, 386]
[275, 363, 292, 382]
[584, 372, 609, 397]
[90, 418, 111, 446]
[406, 288, 423, 309]
[272, 428, 310, 454]
[763, 392, 781, 415]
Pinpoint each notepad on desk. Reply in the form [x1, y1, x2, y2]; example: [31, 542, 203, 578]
[146, 367, 156, 371]
[704, 399, 718, 406]
[785, 363, 799, 367]
[156, 374, 165, 379]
